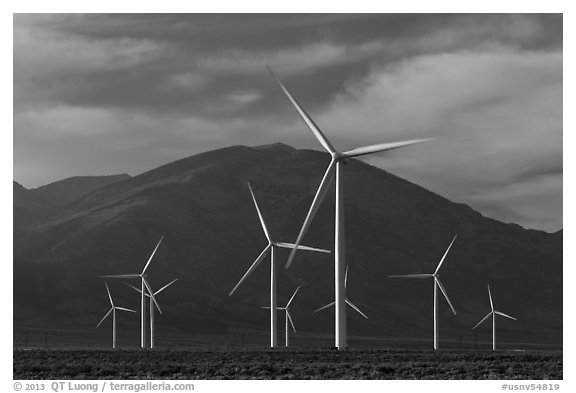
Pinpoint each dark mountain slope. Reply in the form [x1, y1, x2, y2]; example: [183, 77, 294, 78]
[31, 174, 131, 207]
[13, 181, 61, 229]
[13, 144, 562, 348]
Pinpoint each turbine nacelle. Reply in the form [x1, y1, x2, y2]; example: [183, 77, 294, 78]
[98, 235, 164, 330]
[473, 284, 518, 330]
[389, 234, 458, 349]
[262, 286, 300, 334]
[96, 283, 136, 329]
[314, 266, 369, 319]
[124, 279, 178, 312]
[228, 185, 329, 297]
[268, 65, 438, 271]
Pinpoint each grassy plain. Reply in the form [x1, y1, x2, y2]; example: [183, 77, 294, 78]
[13, 347, 562, 380]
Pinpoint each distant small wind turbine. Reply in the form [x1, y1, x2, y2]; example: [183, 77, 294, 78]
[100, 236, 164, 348]
[314, 266, 368, 319]
[268, 64, 435, 350]
[125, 278, 178, 349]
[262, 286, 301, 347]
[389, 234, 458, 350]
[96, 283, 136, 349]
[229, 183, 330, 348]
[473, 284, 517, 351]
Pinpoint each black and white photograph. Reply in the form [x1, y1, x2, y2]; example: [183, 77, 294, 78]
[11, 10, 564, 382]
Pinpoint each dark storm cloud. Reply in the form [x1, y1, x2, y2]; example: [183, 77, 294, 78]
[14, 14, 562, 118]
[31, 14, 563, 51]
[13, 14, 562, 231]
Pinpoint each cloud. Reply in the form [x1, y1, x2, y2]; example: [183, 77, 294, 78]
[13, 104, 296, 187]
[465, 174, 562, 231]
[194, 40, 386, 76]
[225, 91, 261, 105]
[13, 16, 168, 112]
[166, 73, 210, 91]
[308, 47, 562, 230]
[12, 14, 562, 231]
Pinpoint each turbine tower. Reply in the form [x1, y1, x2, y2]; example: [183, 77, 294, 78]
[96, 283, 136, 349]
[100, 236, 164, 348]
[268, 65, 434, 350]
[314, 266, 368, 320]
[472, 284, 517, 351]
[263, 286, 301, 347]
[229, 183, 330, 348]
[389, 234, 458, 350]
[125, 278, 178, 349]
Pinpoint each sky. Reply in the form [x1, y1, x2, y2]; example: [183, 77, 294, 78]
[13, 13, 562, 232]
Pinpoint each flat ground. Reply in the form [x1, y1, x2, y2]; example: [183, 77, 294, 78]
[13, 347, 562, 379]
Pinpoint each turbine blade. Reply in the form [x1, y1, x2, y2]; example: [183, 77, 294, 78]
[495, 311, 517, 321]
[155, 278, 178, 295]
[142, 235, 164, 275]
[472, 311, 493, 330]
[434, 234, 458, 274]
[286, 310, 297, 332]
[105, 283, 114, 307]
[341, 138, 436, 159]
[345, 298, 368, 319]
[345, 266, 349, 289]
[286, 286, 301, 308]
[388, 274, 433, 278]
[96, 308, 113, 328]
[266, 64, 336, 154]
[229, 245, 271, 296]
[436, 278, 457, 315]
[488, 284, 494, 311]
[260, 306, 271, 309]
[115, 307, 136, 313]
[124, 282, 143, 294]
[125, 281, 151, 298]
[248, 183, 271, 242]
[275, 242, 330, 253]
[99, 274, 140, 279]
[313, 301, 335, 313]
[143, 278, 162, 315]
[285, 160, 336, 269]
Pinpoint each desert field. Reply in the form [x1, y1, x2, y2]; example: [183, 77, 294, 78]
[13, 347, 562, 380]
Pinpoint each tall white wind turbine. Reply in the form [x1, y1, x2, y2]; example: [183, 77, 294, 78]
[389, 234, 458, 350]
[229, 183, 330, 348]
[314, 266, 368, 320]
[96, 283, 136, 349]
[262, 286, 301, 347]
[100, 236, 164, 348]
[472, 284, 517, 351]
[268, 65, 435, 350]
[125, 278, 178, 349]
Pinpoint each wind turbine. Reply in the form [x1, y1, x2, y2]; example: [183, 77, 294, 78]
[99, 236, 164, 348]
[262, 286, 301, 347]
[125, 278, 178, 349]
[472, 284, 517, 351]
[268, 65, 435, 350]
[389, 234, 458, 350]
[229, 183, 330, 348]
[314, 266, 368, 320]
[96, 283, 136, 349]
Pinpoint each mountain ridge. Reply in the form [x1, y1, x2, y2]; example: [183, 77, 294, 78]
[13, 143, 562, 348]
[31, 174, 132, 207]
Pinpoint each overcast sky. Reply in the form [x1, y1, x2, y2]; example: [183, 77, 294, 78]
[13, 14, 562, 232]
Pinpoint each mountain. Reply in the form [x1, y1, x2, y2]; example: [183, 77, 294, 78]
[13, 144, 562, 349]
[13, 181, 61, 229]
[31, 174, 131, 207]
